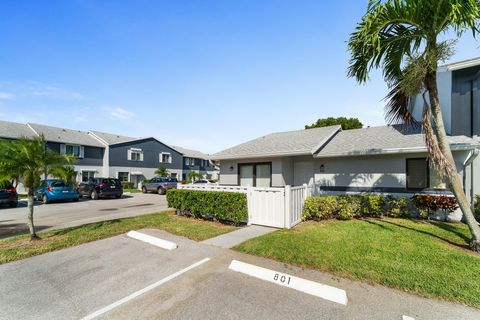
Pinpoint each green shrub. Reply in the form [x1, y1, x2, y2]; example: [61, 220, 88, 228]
[166, 189, 248, 224]
[302, 194, 419, 221]
[302, 196, 337, 220]
[121, 181, 134, 189]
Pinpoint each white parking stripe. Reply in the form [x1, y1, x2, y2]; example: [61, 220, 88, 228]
[228, 260, 347, 305]
[127, 230, 178, 250]
[403, 316, 415, 320]
[80, 257, 210, 320]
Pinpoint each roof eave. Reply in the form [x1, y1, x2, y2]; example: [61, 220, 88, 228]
[210, 150, 313, 161]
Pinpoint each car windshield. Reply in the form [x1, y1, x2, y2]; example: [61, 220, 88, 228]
[51, 181, 65, 187]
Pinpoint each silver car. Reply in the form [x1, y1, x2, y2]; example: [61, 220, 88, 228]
[141, 176, 177, 195]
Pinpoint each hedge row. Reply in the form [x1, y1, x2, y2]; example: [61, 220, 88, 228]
[302, 194, 458, 221]
[121, 181, 135, 189]
[166, 189, 248, 224]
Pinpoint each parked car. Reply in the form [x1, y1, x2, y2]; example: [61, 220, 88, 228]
[0, 182, 18, 208]
[142, 176, 177, 195]
[35, 179, 79, 204]
[78, 178, 123, 200]
[192, 179, 217, 185]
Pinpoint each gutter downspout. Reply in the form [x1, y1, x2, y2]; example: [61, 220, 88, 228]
[463, 148, 480, 209]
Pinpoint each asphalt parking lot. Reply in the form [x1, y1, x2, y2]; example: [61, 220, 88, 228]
[0, 193, 168, 238]
[1, 229, 478, 320]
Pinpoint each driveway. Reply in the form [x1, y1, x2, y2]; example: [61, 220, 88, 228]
[1, 229, 478, 320]
[0, 193, 168, 238]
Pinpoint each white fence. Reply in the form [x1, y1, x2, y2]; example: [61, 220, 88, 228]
[177, 184, 309, 229]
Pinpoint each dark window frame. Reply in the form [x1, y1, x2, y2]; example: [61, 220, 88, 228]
[406, 158, 430, 190]
[237, 162, 272, 187]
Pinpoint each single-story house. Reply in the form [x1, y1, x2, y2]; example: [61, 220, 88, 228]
[211, 125, 480, 203]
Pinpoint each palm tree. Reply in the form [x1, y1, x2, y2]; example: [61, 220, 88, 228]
[155, 166, 170, 177]
[50, 165, 78, 187]
[0, 136, 73, 240]
[187, 171, 203, 182]
[348, 0, 480, 251]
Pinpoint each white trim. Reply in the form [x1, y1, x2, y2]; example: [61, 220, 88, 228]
[443, 57, 480, 71]
[88, 131, 110, 147]
[80, 258, 210, 320]
[310, 125, 342, 154]
[26, 123, 40, 137]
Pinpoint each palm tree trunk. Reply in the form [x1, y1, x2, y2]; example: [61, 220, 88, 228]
[26, 188, 39, 240]
[425, 72, 480, 252]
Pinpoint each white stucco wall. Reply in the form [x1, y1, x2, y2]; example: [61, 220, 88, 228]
[219, 157, 286, 187]
[74, 165, 104, 183]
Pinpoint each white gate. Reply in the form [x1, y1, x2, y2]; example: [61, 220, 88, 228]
[177, 184, 309, 228]
[247, 187, 286, 228]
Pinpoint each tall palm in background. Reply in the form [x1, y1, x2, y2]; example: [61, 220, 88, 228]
[155, 166, 170, 177]
[50, 165, 78, 187]
[348, 0, 480, 251]
[0, 136, 73, 240]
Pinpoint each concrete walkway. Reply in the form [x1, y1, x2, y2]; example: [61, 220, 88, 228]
[202, 225, 277, 248]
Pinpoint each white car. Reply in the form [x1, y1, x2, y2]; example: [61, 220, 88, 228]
[192, 179, 217, 185]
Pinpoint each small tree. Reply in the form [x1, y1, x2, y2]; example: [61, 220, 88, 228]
[155, 166, 170, 177]
[0, 136, 73, 240]
[305, 117, 363, 130]
[187, 171, 203, 182]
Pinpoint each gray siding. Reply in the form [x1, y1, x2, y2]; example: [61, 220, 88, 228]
[46, 142, 104, 166]
[109, 138, 183, 169]
[451, 66, 480, 136]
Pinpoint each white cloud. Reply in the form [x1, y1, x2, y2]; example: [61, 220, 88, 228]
[109, 107, 136, 120]
[26, 81, 84, 100]
[0, 91, 14, 100]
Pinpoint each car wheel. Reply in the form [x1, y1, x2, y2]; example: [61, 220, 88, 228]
[91, 190, 99, 200]
[157, 187, 165, 195]
[42, 195, 49, 204]
[115, 194, 122, 199]
[9, 201, 18, 208]
[142, 186, 147, 194]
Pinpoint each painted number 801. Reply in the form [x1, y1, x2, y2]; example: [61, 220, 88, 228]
[273, 273, 291, 285]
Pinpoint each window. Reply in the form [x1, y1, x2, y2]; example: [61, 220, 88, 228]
[61, 144, 84, 158]
[128, 148, 143, 161]
[238, 163, 271, 187]
[160, 152, 172, 163]
[118, 172, 129, 182]
[406, 158, 428, 189]
[82, 171, 95, 182]
[171, 173, 177, 178]
[185, 158, 195, 166]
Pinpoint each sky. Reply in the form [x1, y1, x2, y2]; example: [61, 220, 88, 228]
[0, 0, 479, 154]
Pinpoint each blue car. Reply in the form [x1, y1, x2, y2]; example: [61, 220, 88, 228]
[35, 179, 79, 204]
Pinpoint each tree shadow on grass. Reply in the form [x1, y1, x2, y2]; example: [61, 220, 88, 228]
[362, 218, 470, 250]
[0, 224, 51, 239]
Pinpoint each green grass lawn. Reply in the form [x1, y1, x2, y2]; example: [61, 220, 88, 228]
[234, 218, 480, 308]
[123, 188, 142, 193]
[0, 210, 235, 264]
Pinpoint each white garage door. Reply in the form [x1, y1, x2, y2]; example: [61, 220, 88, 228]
[294, 161, 314, 186]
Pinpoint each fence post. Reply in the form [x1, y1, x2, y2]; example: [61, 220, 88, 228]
[247, 185, 253, 226]
[284, 185, 291, 229]
[303, 183, 308, 200]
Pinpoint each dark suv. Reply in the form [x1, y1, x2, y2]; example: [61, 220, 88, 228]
[0, 182, 18, 208]
[78, 178, 123, 200]
[141, 177, 177, 195]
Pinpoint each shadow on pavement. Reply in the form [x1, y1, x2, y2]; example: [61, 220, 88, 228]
[0, 223, 52, 239]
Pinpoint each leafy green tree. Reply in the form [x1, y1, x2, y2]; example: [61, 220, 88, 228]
[305, 117, 363, 130]
[348, 0, 480, 251]
[0, 136, 73, 240]
[155, 166, 170, 177]
[187, 171, 203, 182]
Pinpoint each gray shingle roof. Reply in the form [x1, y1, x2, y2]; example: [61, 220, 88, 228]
[89, 130, 137, 145]
[171, 146, 209, 159]
[28, 123, 104, 147]
[0, 120, 36, 139]
[211, 125, 341, 160]
[315, 125, 479, 158]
